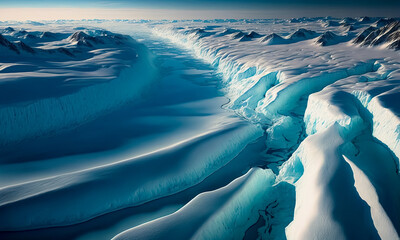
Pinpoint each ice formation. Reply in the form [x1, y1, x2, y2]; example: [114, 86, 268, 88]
[0, 29, 156, 146]
[151, 17, 400, 239]
[1, 17, 400, 240]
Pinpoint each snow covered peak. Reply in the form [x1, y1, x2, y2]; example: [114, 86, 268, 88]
[260, 33, 285, 45]
[289, 18, 301, 23]
[315, 31, 339, 46]
[322, 20, 340, 27]
[340, 17, 357, 25]
[341, 24, 356, 32]
[68, 31, 96, 47]
[3, 27, 15, 33]
[5, 29, 39, 42]
[247, 31, 262, 38]
[217, 28, 241, 36]
[0, 27, 135, 60]
[40, 31, 57, 39]
[230, 31, 245, 39]
[68, 30, 130, 47]
[289, 28, 318, 41]
[68, 31, 92, 42]
[373, 18, 397, 28]
[353, 26, 378, 44]
[233, 31, 263, 41]
[0, 32, 69, 56]
[359, 16, 375, 23]
[353, 21, 400, 50]
[184, 28, 214, 39]
[0, 34, 19, 54]
[15, 41, 35, 54]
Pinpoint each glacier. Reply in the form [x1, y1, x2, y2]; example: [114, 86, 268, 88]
[151, 17, 400, 240]
[113, 168, 294, 240]
[0, 29, 157, 147]
[1, 17, 400, 240]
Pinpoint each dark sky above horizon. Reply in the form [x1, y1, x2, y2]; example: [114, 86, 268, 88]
[1, 0, 399, 9]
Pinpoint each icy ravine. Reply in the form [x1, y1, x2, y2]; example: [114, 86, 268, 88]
[0, 24, 266, 239]
[147, 19, 400, 240]
[1, 19, 400, 240]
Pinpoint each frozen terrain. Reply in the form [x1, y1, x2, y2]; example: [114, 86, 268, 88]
[1, 17, 400, 240]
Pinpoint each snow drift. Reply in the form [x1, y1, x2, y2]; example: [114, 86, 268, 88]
[0, 29, 157, 147]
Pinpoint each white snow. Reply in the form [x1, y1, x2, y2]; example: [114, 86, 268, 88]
[113, 168, 294, 240]
[0, 27, 157, 146]
[1, 17, 400, 240]
[152, 17, 400, 239]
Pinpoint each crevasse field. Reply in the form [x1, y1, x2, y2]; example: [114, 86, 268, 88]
[0, 17, 400, 240]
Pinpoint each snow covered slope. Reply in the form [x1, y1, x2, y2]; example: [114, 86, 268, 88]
[149, 17, 400, 240]
[0, 27, 157, 147]
[0, 22, 266, 239]
[1, 17, 400, 240]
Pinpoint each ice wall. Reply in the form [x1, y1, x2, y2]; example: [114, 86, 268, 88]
[0, 41, 156, 147]
[155, 24, 400, 240]
[279, 73, 400, 239]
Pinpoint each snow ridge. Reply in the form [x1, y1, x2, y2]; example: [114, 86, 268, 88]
[0, 30, 157, 146]
[153, 18, 400, 240]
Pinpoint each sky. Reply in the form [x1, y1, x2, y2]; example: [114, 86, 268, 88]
[1, 0, 399, 9]
[0, 0, 399, 20]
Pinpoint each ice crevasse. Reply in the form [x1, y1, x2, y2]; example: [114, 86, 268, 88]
[0, 27, 270, 233]
[280, 75, 400, 239]
[154, 25, 400, 239]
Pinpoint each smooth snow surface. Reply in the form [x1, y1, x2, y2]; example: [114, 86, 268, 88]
[113, 168, 293, 240]
[1, 17, 400, 240]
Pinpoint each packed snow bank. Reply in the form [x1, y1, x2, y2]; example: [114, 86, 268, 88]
[192, 170, 292, 240]
[280, 71, 400, 239]
[0, 29, 157, 147]
[280, 124, 380, 240]
[279, 121, 400, 239]
[256, 61, 380, 118]
[304, 89, 365, 139]
[0, 121, 262, 230]
[352, 89, 400, 168]
[133, 18, 400, 240]
[154, 23, 399, 123]
[2, 18, 400, 239]
[113, 168, 294, 240]
[153, 21, 400, 182]
[154, 21, 400, 239]
[303, 62, 400, 168]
